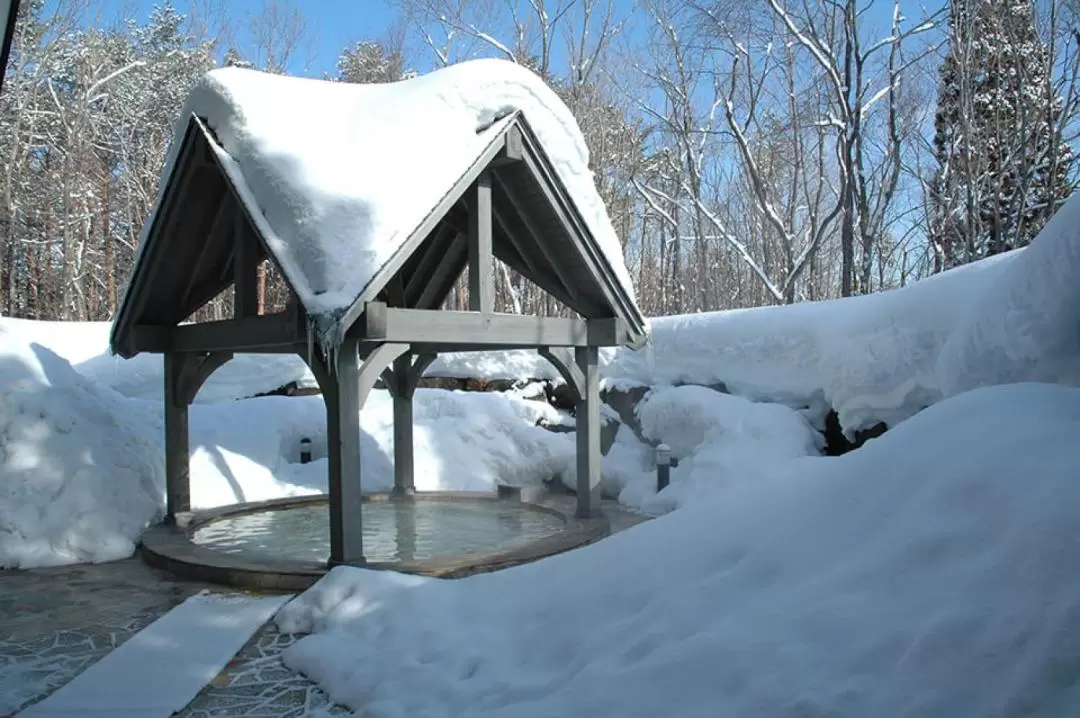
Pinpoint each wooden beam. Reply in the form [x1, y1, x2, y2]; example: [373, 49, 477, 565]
[178, 193, 230, 311]
[179, 351, 233, 404]
[517, 125, 646, 337]
[113, 119, 205, 358]
[164, 353, 192, 523]
[360, 303, 625, 347]
[403, 223, 457, 307]
[490, 199, 537, 276]
[469, 172, 494, 314]
[492, 167, 580, 305]
[327, 338, 364, 565]
[575, 345, 602, 518]
[406, 353, 438, 394]
[391, 352, 414, 496]
[233, 211, 259, 317]
[133, 313, 301, 353]
[538, 347, 585, 396]
[415, 232, 468, 310]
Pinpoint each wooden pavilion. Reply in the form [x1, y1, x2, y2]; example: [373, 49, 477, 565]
[110, 110, 647, 566]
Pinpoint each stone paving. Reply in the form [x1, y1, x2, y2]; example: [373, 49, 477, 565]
[0, 500, 650, 717]
[0, 559, 218, 716]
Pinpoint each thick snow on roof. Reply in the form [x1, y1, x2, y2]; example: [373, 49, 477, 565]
[174, 59, 637, 320]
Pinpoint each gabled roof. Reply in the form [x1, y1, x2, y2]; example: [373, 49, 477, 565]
[111, 109, 647, 358]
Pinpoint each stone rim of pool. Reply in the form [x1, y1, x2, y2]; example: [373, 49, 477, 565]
[140, 490, 610, 591]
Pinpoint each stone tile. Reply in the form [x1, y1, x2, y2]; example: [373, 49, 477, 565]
[0, 558, 215, 716]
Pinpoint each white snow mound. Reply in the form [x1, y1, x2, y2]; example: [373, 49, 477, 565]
[275, 382, 1080, 717]
[0, 330, 164, 568]
[155, 59, 636, 321]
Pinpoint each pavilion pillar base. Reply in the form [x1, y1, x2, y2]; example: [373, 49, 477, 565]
[326, 338, 366, 566]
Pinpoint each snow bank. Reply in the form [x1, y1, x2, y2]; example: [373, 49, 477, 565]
[938, 190, 1080, 395]
[266, 388, 573, 501]
[617, 386, 821, 513]
[78, 351, 318, 403]
[139, 59, 636, 336]
[606, 250, 1023, 432]
[276, 382, 1080, 717]
[0, 329, 164, 568]
[0, 317, 319, 403]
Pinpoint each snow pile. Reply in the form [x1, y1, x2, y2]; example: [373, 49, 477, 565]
[0, 317, 320, 403]
[606, 250, 1022, 432]
[275, 388, 573, 499]
[276, 382, 1080, 717]
[79, 350, 318, 403]
[938, 190, 1080, 395]
[0, 329, 164, 568]
[606, 386, 821, 513]
[144, 59, 636, 337]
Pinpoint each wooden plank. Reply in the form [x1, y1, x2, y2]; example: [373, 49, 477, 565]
[233, 211, 259, 317]
[360, 304, 624, 347]
[328, 338, 364, 565]
[164, 353, 191, 522]
[135, 313, 301, 353]
[469, 172, 494, 314]
[575, 345, 602, 518]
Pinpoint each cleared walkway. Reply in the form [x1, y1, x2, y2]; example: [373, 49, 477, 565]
[16, 592, 290, 718]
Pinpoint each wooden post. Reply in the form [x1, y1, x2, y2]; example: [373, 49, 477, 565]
[328, 338, 365, 565]
[469, 172, 494, 313]
[163, 352, 190, 523]
[575, 345, 601, 518]
[391, 352, 414, 496]
[234, 212, 258, 317]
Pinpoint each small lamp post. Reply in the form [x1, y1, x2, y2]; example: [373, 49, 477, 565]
[656, 443, 671, 492]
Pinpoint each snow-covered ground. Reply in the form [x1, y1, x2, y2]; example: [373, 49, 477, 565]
[276, 382, 1080, 718]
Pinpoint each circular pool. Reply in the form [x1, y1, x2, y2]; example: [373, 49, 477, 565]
[191, 497, 566, 564]
[140, 492, 609, 590]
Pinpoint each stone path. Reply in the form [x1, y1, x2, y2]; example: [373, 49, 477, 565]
[0, 560, 218, 716]
[1, 500, 650, 717]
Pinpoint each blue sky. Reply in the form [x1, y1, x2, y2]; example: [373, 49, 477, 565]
[57, 0, 940, 78]
[62, 0, 402, 76]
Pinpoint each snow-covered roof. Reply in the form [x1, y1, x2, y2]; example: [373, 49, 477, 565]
[110, 60, 645, 356]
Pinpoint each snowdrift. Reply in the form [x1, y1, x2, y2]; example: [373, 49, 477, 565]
[276, 382, 1080, 718]
[0, 329, 164, 568]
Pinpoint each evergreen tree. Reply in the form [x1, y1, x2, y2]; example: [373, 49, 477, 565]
[335, 40, 408, 84]
[930, 0, 1074, 270]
